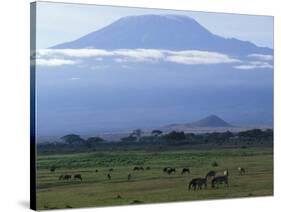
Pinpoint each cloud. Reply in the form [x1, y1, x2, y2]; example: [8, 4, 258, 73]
[233, 61, 273, 70]
[37, 49, 113, 58]
[165, 51, 240, 65]
[37, 48, 242, 67]
[248, 54, 273, 61]
[36, 58, 79, 66]
[70, 77, 80, 80]
[114, 49, 165, 62]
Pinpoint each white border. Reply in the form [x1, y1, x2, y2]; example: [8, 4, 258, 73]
[0, 0, 279, 211]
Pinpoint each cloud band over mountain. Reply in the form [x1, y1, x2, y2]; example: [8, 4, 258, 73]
[35, 48, 272, 70]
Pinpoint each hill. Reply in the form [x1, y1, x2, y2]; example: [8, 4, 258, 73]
[162, 115, 233, 132]
[188, 115, 233, 127]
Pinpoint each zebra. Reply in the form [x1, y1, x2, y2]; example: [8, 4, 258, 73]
[181, 168, 190, 175]
[188, 178, 207, 191]
[211, 175, 228, 188]
[238, 167, 245, 176]
[205, 171, 216, 179]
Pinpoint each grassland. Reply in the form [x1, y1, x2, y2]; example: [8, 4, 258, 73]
[36, 147, 273, 210]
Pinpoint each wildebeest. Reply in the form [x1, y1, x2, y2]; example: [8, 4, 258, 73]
[146, 166, 151, 170]
[163, 167, 170, 173]
[59, 174, 72, 181]
[109, 168, 114, 172]
[95, 169, 99, 173]
[64, 174, 72, 180]
[181, 168, 190, 175]
[196, 178, 207, 190]
[133, 166, 144, 171]
[74, 174, 82, 181]
[128, 173, 132, 181]
[238, 167, 245, 176]
[205, 171, 216, 179]
[107, 173, 111, 180]
[50, 166, 56, 172]
[211, 175, 228, 188]
[167, 167, 176, 175]
[188, 178, 207, 191]
[188, 178, 197, 191]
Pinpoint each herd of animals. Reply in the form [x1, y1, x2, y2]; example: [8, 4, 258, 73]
[52, 165, 246, 191]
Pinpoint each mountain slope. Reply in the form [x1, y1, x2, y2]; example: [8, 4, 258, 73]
[188, 115, 233, 127]
[163, 115, 233, 131]
[52, 14, 272, 56]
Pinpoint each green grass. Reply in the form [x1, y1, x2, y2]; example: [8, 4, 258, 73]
[36, 147, 273, 210]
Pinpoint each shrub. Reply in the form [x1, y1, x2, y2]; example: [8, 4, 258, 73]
[211, 161, 219, 167]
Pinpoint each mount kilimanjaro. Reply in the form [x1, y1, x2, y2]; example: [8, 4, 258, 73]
[52, 14, 272, 56]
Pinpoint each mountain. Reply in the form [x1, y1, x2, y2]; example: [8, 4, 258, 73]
[52, 14, 272, 56]
[162, 115, 233, 131]
[188, 115, 233, 127]
[36, 15, 273, 137]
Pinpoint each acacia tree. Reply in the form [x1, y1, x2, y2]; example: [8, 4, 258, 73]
[61, 134, 84, 145]
[151, 130, 163, 137]
[164, 131, 185, 141]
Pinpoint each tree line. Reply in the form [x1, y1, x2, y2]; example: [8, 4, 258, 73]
[48, 128, 273, 147]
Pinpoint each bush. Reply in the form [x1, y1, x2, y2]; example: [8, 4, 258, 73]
[211, 161, 219, 167]
[164, 131, 186, 141]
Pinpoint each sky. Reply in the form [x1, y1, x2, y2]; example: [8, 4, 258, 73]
[34, 2, 273, 137]
[35, 1, 274, 49]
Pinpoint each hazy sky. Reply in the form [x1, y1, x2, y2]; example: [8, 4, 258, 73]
[35, 1, 274, 49]
[34, 2, 273, 137]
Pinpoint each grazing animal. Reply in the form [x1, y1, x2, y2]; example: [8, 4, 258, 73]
[167, 167, 176, 175]
[224, 169, 229, 176]
[74, 174, 82, 181]
[163, 167, 169, 173]
[133, 166, 144, 171]
[50, 166, 56, 172]
[188, 178, 198, 191]
[95, 169, 98, 172]
[188, 178, 207, 191]
[109, 168, 114, 172]
[212, 175, 228, 188]
[128, 173, 132, 181]
[196, 178, 207, 190]
[107, 173, 111, 180]
[59, 174, 72, 181]
[64, 174, 72, 180]
[205, 171, 216, 179]
[238, 167, 245, 176]
[181, 168, 190, 175]
[163, 167, 174, 173]
[146, 166, 151, 170]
